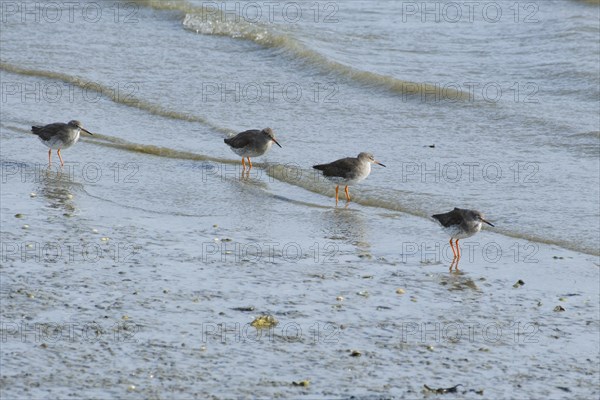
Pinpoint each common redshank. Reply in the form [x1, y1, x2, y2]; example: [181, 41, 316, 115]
[313, 152, 386, 204]
[31, 120, 93, 167]
[432, 208, 494, 267]
[224, 128, 282, 171]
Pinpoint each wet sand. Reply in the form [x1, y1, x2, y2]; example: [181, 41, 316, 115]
[1, 153, 598, 399]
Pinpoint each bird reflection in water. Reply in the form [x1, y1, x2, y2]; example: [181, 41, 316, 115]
[37, 169, 81, 215]
[323, 208, 371, 257]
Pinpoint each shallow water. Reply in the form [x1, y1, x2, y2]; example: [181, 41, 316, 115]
[1, 0, 599, 398]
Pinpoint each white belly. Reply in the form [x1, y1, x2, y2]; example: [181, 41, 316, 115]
[40, 130, 80, 149]
[325, 175, 367, 186]
[325, 162, 371, 186]
[444, 222, 482, 239]
[230, 141, 272, 158]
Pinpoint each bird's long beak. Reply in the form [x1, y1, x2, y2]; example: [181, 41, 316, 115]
[272, 138, 282, 148]
[481, 218, 494, 227]
[375, 161, 386, 167]
[81, 128, 93, 135]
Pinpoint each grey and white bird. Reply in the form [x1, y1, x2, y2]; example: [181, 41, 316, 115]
[432, 208, 494, 260]
[313, 152, 386, 204]
[31, 120, 93, 166]
[224, 128, 282, 171]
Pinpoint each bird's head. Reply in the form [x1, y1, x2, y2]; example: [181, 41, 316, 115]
[68, 120, 93, 135]
[358, 152, 385, 167]
[262, 128, 281, 148]
[472, 211, 494, 227]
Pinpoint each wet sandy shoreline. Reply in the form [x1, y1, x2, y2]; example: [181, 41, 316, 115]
[2, 156, 598, 399]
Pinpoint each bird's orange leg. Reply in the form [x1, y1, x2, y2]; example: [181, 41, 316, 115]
[57, 149, 64, 167]
[48, 149, 52, 167]
[456, 239, 461, 259]
[335, 185, 339, 204]
[247, 157, 252, 170]
[450, 257, 460, 272]
[449, 238, 457, 259]
[344, 185, 351, 202]
[241, 158, 246, 171]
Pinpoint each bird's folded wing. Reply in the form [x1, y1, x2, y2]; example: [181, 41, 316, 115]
[225, 130, 260, 148]
[432, 210, 462, 227]
[31, 123, 65, 140]
[314, 158, 356, 178]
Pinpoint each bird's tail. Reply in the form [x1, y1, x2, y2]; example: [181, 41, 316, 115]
[312, 164, 326, 171]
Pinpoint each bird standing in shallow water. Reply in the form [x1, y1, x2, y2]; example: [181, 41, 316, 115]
[31, 120, 93, 167]
[313, 152, 386, 205]
[224, 128, 282, 171]
[432, 208, 494, 270]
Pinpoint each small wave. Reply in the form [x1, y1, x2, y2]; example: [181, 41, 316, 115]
[181, 14, 469, 101]
[569, 131, 600, 139]
[89, 133, 224, 163]
[0, 62, 232, 135]
[571, 0, 600, 5]
[129, 0, 469, 101]
[564, 131, 600, 157]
